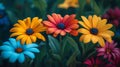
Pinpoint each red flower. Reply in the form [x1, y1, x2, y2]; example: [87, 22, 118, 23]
[97, 41, 120, 61]
[84, 57, 108, 67]
[43, 13, 79, 37]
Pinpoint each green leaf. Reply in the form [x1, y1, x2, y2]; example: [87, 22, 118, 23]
[33, 0, 47, 18]
[48, 35, 60, 53]
[51, 54, 62, 62]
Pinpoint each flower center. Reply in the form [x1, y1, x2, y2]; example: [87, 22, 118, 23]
[26, 28, 34, 35]
[90, 28, 98, 35]
[106, 48, 111, 54]
[16, 48, 23, 53]
[57, 23, 65, 29]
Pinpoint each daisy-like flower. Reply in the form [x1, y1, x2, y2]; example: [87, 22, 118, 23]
[0, 38, 40, 63]
[58, 0, 79, 9]
[43, 13, 79, 37]
[10, 17, 46, 44]
[84, 57, 108, 67]
[78, 15, 114, 47]
[97, 41, 120, 61]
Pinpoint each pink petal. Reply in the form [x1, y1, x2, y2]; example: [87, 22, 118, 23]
[52, 13, 61, 23]
[47, 28, 57, 34]
[60, 30, 66, 36]
[47, 15, 56, 24]
[43, 21, 56, 27]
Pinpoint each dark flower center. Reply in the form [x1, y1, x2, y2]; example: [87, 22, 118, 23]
[106, 48, 111, 54]
[16, 48, 23, 53]
[26, 28, 34, 35]
[57, 23, 65, 29]
[90, 28, 98, 35]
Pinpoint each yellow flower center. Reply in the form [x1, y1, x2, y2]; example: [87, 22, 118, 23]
[16, 48, 23, 53]
[90, 28, 98, 35]
[26, 28, 34, 35]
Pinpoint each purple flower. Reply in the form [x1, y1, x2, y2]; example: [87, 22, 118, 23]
[97, 41, 120, 61]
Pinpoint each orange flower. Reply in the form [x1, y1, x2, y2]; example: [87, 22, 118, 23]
[43, 13, 79, 37]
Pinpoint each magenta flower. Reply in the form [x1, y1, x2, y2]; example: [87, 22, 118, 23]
[84, 57, 108, 67]
[97, 41, 120, 61]
[102, 7, 120, 27]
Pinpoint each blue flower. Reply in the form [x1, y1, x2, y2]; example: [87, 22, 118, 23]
[0, 38, 40, 63]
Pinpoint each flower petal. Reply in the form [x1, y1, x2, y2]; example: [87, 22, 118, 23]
[81, 16, 92, 28]
[92, 15, 99, 28]
[98, 37, 105, 47]
[9, 53, 19, 63]
[83, 34, 91, 43]
[78, 28, 90, 34]
[25, 48, 40, 53]
[1, 51, 12, 59]
[23, 51, 35, 59]
[9, 38, 17, 48]
[18, 53, 25, 63]
[34, 33, 45, 41]
[0, 45, 14, 51]
[25, 43, 38, 48]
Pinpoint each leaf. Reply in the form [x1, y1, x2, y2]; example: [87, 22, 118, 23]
[33, 0, 47, 18]
[48, 35, 60, 53]
[51, 54, 62, 62]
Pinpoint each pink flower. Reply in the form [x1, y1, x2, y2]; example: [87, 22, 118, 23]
[43, 13, 79, 37]
[84, 57, 108, 67]
[97, 41, 120, 61]
[102, 7, 120, 27]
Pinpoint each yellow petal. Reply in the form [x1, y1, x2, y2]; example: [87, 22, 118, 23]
[98, 37, 105, 47]
[10, 27, 25, 33]
[92, 15, 98, 28]
[78, 28, 90, 34]
[102, 24, 113, 31]
[79, 21, 89, 30]
[16, 35, 27, 40]
[34, 33, 45, 41]
[21, 36, 28, 45]
[26, 37, 32, 44]
[34, 25, 46, 33]
[91, 35, 99, 44]
[10, 33, 23, 37]
[97, 19, 107, 30]
[88, 15, 92, 25]
[30, 35, 37, 42]
[25, 17, 31, 27]
[31, 17, 39, 28]
[83, 34, 91, 43]
[103, 30, 114, 36]
[81, 16, 92, 28]
[79, 35, 85, 41]
[18, 20, 27, 29]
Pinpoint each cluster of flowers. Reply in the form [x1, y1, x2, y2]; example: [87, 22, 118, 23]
[0, 12, 120, 67]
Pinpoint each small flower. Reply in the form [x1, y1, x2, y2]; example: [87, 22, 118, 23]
[97, 42, 120, 61]
[102, 7, 120, 27]
[43, 13, 79, 37]
[58, 0, 79, 9]
[78, 15, 114, 47]
[10, 17, 46, 44]
[84, 57, 108, 67]
[0, 38, 40, 63]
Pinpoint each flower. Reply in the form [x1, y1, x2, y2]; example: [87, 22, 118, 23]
[102, 7, 120, 27]
[84, 57, 108, 67]
[0, 38, 40, 63]
[97, 41, 120, 61]
[58, 0, 79, 9]
[43, 13, 79, 37]
[78, 15, 114, 47]
[10, 17, 46, 44]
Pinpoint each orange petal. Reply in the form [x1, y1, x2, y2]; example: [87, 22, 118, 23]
[60, 31, 66, 36]
[47, 15, 56, 24]
[70, 30, 78, 36]
[52, 13, 61, 23]
[47, 28, 57, 34]
[43, 21, 56, 27]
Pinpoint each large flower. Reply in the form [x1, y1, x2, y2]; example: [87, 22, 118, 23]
[84, 57, 108, 67]
[0, 38, 40, 63]
[58, 0, 79, 9]
[78, 15, 114, 47]
[10, 17, 46, 44]
[97, 42, 120, 61]
[43, 13, 79, 37]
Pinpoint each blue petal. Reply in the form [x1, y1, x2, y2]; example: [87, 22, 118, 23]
[1, 51, 12, 59]
[9, 53, 19, 63]
[25, 43, 38, 48]
[23, 51, 35, 59]
[25, 48, 40, 53]
[0, 45, 14, 51]
[9, 38, 17, 48]
[18, 53, 25, 63]
[16, 40, 22, 48]
[3, 41, 11, 46]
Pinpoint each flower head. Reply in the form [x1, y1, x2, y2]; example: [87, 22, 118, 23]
[43, 13, 79, 37]
[58, 0, 79, 9]
[0, 38, 40, 63]
[97, 42, 120, 61]
[102, 7, 120, 27]
[84, 57, 108, 67]
[10, 17, 46, 44]
[78, 15, 114, 47]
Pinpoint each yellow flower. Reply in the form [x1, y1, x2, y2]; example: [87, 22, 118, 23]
[58, 0, 79, 9]
[78, 15, 114, 47]
[10, 17, 46, 45]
